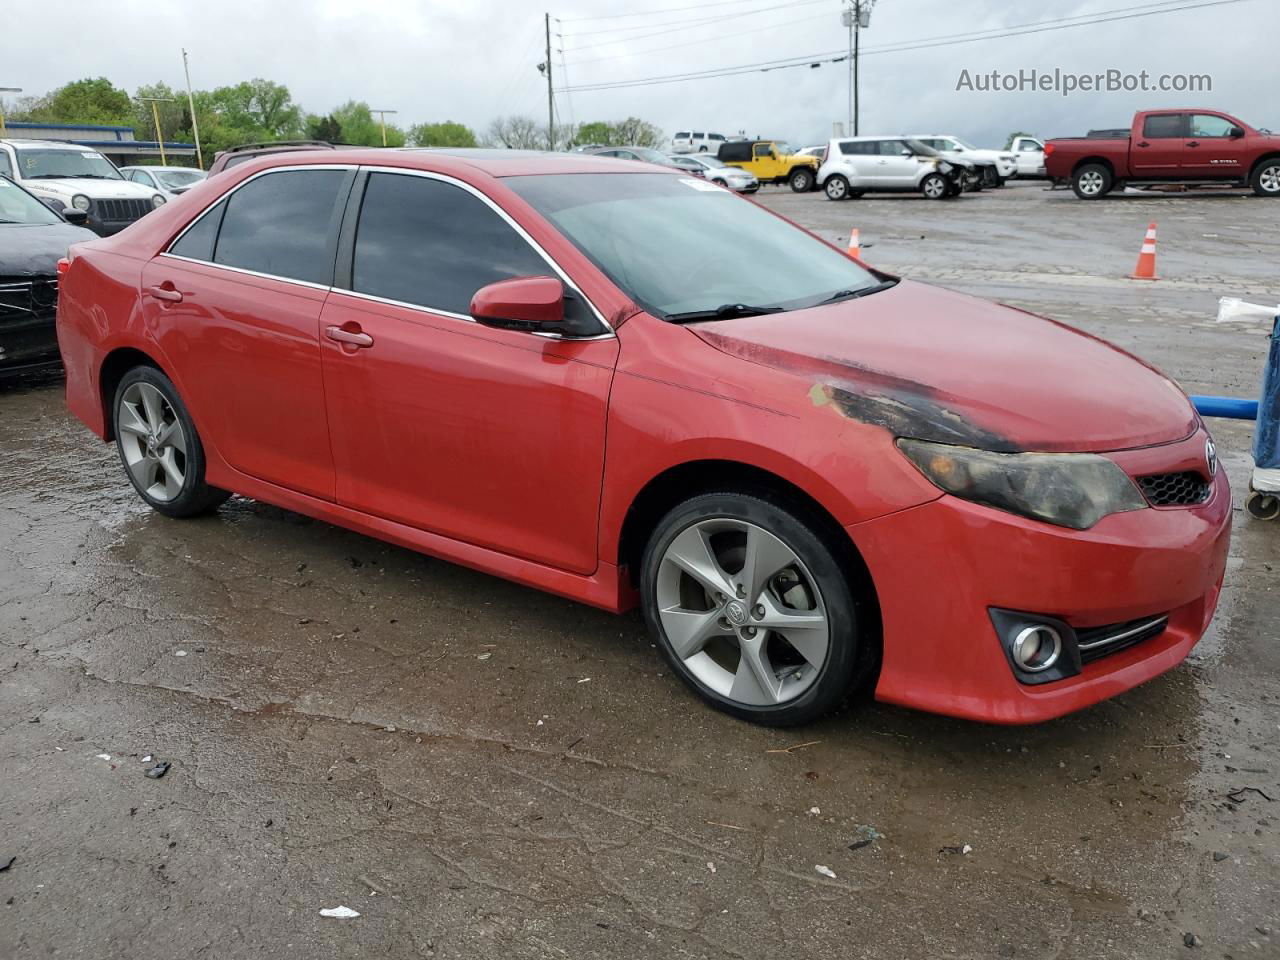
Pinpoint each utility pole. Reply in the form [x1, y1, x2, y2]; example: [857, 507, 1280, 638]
[182, 49, 203, 169]
[137, 96, 175, 165]
[371, 109, 398, 146]
[854, 4, 860, 135]
[0, 87, 21, 138]
[841, 1, 874, 136]
[544, 12, 555, 151]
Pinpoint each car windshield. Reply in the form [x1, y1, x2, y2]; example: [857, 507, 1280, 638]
[507, 173, 882, 318]
[905, 140, 940, 157]
[629, 147, 672, 164]
[950, 137, 976, 150]
[0, 176, 61, 225]
[15, 148, 123, 180]
[155, 169, 205, 189]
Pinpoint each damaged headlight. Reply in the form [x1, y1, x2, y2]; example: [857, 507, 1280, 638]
[896, 439, 1147, 530]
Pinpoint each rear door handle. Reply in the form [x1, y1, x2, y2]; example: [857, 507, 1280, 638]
[325, 324, 374, 348]
[145, 284, 183, 303]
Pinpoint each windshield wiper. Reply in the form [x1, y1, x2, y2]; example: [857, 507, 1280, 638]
[817, 279, 899, 305]
[665, 303, 785, 323]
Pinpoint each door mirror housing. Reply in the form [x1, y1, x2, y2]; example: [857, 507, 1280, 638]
[470, 276, 570, 334]
[61, 208, 90, 226]
[900, 149, 913, 157]
[1229, 125, 1245, 138]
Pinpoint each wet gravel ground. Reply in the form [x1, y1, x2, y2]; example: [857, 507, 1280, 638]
[3, 182, 1279, 959]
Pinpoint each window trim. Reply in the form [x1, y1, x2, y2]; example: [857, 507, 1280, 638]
[161, 162, 613, 339]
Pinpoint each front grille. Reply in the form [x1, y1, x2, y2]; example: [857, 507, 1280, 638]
[1076, 615, 1168, 664]
[92, 198, 151, 222]
[1137, 471, 1211, 507]
[0, 277, 58, 324]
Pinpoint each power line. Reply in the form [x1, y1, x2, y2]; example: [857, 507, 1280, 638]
[556, 0, 800, 25]
[559, 0, 831, 50]
[558, 0, 829, 38]
[558, 0, 1254, 93]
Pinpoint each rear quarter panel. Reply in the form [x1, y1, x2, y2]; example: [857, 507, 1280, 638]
[1044, 137, 1132, 178]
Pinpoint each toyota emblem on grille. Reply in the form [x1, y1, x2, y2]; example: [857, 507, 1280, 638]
[1205, 438, 1217, 477]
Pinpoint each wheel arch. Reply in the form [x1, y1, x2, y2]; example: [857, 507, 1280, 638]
[1248, 151, 1280, 179]
[98, 346, 168, 441]
[1071, 156, 1115, 178]
[615, 458, 882, 648]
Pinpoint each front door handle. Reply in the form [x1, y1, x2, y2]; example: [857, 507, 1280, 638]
[1136, 141, 1150, 148]
[145, 284, 183, 303]
[325, 324, 373, 348]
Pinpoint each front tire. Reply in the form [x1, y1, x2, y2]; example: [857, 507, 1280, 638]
[113, 366, 230, 518]
[1072, 163, 1112, 199]
[921, 173, 949, 199]
[1251, 158, 1280, 197]
[824, 174, 850, 200]
[640, 493, 870, 726]
[789, 168, 815, 193]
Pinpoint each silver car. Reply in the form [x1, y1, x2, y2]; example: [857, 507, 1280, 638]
[118, 165, 207, 199]
[665, 154, 759, 193]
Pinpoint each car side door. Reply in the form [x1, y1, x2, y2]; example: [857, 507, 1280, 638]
[1182, 113, 1251, 178]
[751, 142, 778, 180]
[1013, 137, 1044, 176]
[317, 169, 618, 575]
[875, 139, 919, 186]
[144, 165, 354, 500]
[1131, 113, 1186, 176]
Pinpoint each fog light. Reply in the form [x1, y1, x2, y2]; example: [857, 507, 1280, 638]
[1011, 625, 1061, 672]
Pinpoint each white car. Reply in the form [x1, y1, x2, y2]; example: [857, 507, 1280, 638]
[907, 135, 1018, 185]
[665, 154, 760, 193]
[671, 130, 728, 154]
[1009, 135, 1047, 178]
[0, 139, 166, 236]
[815, 136, 967, 200]
[118, 165, 207, 198]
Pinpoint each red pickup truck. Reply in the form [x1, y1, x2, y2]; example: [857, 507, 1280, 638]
[1045, 108, 1280, 199]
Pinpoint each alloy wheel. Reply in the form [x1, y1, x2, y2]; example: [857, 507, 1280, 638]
[117, 381, 188, 502]
[1260, 165, 1280, 194]
[1078, 170, 1104, 195]
[923, 176, 946, 199]
[655, 518, 830, 706]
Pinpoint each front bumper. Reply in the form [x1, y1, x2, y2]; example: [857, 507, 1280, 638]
[0, 278, 61, 375]
[849, 434, 1231, 724]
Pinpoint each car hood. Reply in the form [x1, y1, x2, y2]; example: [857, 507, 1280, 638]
[0, 222, 97, 276]
[691, 279, 1196, 453]
[22, 178, 157, 199]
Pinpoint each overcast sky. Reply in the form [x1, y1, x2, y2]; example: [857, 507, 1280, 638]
[5, 0, 1272, 149]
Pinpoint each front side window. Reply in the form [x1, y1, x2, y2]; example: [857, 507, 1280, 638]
[709, 134, 725, 141]
[1189, 114, 1235, 138]
[692, 132, 705, 139]
[753, 143, 772, 158]
[1143, 114, 1186, 138]
[14, 148, 123, 181]
[351, 172, 553, 317]
[213, 169, 347, 284]
[878, 139, 909, 156]
[507, 173, 881, 318]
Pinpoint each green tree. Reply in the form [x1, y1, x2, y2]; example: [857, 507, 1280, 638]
[132, 82, 191, 153]
[328, 101, 405, 146]
[566, 118, 664, 149]
[407, 121, 477, 148]
[14, 77, 132, 125]
[307, 113, 343, 143]
[572, 121, 611, 147]
[1005, 130, 1036, 150]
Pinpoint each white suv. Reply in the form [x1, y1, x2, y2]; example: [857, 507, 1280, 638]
[907, 135, 1017, 185]
[0, 139, 166, 236]
[671, 130, 727, 154]
[815, 137, 965, 201]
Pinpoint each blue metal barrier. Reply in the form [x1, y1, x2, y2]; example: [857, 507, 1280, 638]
[1191, 395, 1259, 420]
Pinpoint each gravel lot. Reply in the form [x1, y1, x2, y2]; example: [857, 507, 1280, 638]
[2, 181, 1278, 959]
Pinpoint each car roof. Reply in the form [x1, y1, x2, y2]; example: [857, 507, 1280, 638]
[226, 147, 673, 179]
[0, 138, 103, 151]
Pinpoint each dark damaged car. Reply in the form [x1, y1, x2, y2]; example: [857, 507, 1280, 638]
[56, 151, 1229, 727]
[0, 175, 94, 377]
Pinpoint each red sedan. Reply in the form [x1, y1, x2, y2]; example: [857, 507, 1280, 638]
[55, 149, 1230, 726]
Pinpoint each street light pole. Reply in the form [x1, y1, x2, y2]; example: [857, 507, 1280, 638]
[136, 96, 176, 165]
[841, 1, 874, 137]
[0, 87, 22, 139]
[182, 49, 203, 169]
[371, 109, 398, 147]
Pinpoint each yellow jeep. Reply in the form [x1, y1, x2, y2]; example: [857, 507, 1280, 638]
[716, 140, 819, 192]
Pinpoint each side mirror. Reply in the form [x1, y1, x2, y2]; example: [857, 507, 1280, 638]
[61, 208, 90, 225]
[470, 276, 569, 335]
[900, 149, 913, 157]
[1230, 125, 1245, 138]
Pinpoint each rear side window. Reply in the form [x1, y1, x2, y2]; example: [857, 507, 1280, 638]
[839, 141, 872, 155]
[169, 199, 226, 261]
[719, 142, 749, 162]
[351, 172, 551, 316]
[674, 131, 690, 139]
[213, 169, 347, 285]
[692, 132, 704, 139]
[1143, 114, 1186, 138]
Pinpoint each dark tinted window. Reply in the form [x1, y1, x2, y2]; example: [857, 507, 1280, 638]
[170, 199, 226, 261]
[709, 133, 725, 141]
[839, 141, 873, 155]
[214, 170, 346, 284]
[1143, 114, 1185, 138]
[674, 131, 690, 139]
[352, 172, 551, 315]
[718, 142, 750, 162]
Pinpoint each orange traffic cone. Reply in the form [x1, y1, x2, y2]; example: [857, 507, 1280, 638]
[1131, 222, 1157, 279]
[847, 228, 861, 259]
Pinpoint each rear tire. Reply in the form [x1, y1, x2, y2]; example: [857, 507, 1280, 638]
[640, 493, 872, 726]
[789, 168, 815, 193]
[1251, 158, 1280, 197]
[1072, 163, 1112, 199]
[824, 174, 850, 200]
[112, 365, 230, 518]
